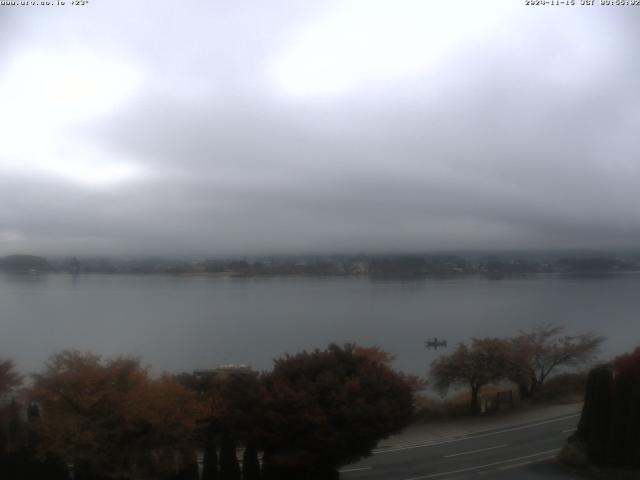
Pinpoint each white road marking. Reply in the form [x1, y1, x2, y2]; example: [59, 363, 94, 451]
[339, 466, 372, 473]
[373, 414, 579, 455]
[443, 444, 508, 458]
[499, 454, 557, 471]
[562, 428, 577, 433]
[498, 461, 531, 470]
[402, 448, 561, 480]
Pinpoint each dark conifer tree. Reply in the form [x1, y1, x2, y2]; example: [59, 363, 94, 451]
[607, 371, 633, 466]
[26, 402, 41, 454]
[0, 431, 8, 480]
[629, 377, 640, 468]
[611, 347, 640, 468]
[241, 443, 260, 480]
[576, 365, 612, 465]
[7, 399, 26, 450]
[34, 456, 71, 480]
[259, 451, 275, 480]
[219, 433, 241, 480]
[176, 449, 199, 480]
[202, 432, 219, 480]
[0, 427, 7, 457]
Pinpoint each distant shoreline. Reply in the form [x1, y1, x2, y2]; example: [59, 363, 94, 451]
[3, 270, 640, 280]
[3, 253, 640, 278]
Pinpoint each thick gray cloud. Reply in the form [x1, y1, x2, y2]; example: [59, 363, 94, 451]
[1, 1, 640, 256]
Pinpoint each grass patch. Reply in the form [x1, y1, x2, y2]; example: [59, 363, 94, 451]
[533, 372, 587, 404]
[412, 384, 513, 422]
[412, 391, 473, 422]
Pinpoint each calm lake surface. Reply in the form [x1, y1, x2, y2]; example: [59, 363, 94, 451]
[1, 273, 638, 377]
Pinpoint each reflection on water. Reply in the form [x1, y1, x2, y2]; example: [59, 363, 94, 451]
[1, 272, 50, 287]
[0, 272, 638, 376]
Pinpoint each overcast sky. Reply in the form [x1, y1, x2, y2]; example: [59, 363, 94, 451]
[1, 1, 639, 257]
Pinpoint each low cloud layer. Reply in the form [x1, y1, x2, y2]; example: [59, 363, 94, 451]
[1, 1, 639, 256]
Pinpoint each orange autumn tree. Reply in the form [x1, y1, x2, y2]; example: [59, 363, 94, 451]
[0, 358, 24, 456]
[0, 359, 23, 397]
[30, 351, 205, 480]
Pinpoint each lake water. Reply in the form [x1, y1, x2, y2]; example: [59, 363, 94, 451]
[1, 273, 638, 377]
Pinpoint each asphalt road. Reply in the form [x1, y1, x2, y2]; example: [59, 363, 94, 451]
[339, 413, 583, 480]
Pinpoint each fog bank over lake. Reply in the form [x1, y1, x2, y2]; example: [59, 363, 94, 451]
[3, 4, 640, 256]
[1, 273, 636, 376]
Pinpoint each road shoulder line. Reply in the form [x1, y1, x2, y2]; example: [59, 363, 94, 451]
[443, 443, 508, 458]
[373, 413, 579, 455]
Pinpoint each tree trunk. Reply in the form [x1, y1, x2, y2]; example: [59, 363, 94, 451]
[176, 449, 199, 480]
[528, 378, 540, 398]
[470, 385, 480, 414]
[219, 434, 241, 480]
[202, 433, 219, 480]
[517, 383, 530, 399]
[517, 377, 537, 399]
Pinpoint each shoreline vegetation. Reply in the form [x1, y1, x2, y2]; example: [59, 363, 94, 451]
[1, 324, 617, 479]
[0, 335, 608, 479]
[1, 344, 418, 480]
[2, 252, 640, 278]
[413, 373, 587, 423]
